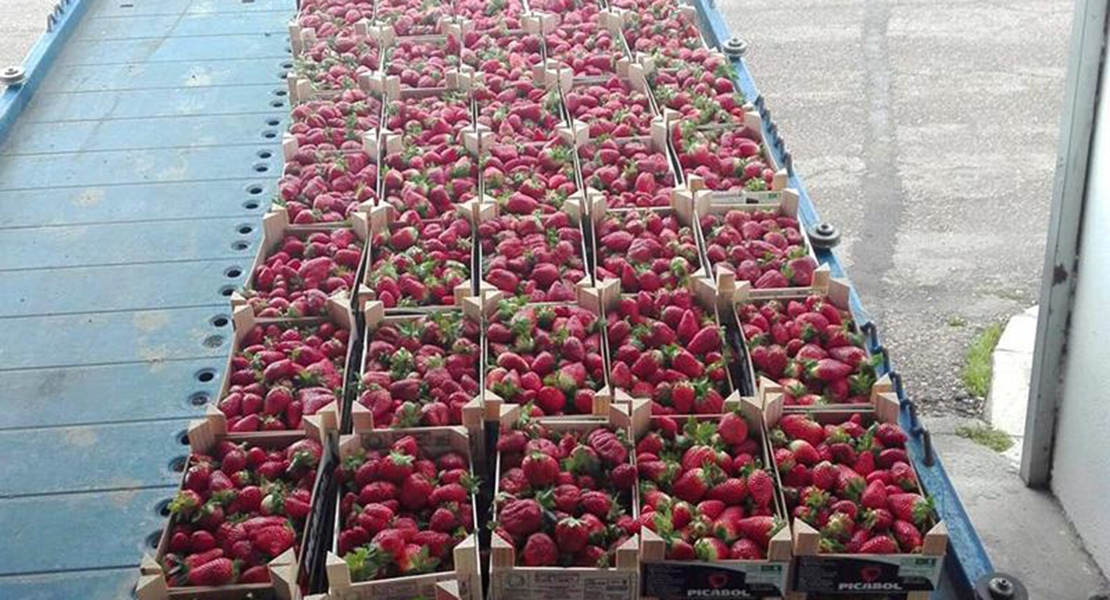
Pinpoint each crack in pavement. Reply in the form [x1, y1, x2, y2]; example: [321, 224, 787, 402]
[854, 0, 905, 327]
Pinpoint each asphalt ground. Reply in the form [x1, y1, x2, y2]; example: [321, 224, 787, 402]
[719, 0, 1072, 414]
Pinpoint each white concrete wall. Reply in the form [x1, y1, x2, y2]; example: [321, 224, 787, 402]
[1052, 42, 1110, 572]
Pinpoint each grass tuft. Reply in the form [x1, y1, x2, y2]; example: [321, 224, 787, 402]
[961, 322, 1004, 397]
[947, 316, 967, 327]
[956, 425, 1014, 452]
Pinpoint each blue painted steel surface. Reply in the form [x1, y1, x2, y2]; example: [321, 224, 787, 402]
[0, 180, 275, 227]
[0, 0, 291, 596]
[693, 0, 992, 596]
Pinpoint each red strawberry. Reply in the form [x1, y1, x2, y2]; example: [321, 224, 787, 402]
[718, 412, 749, 445]
[694, 537, 729, 561]
[523, 453, 560, 487]
[523, 533, 558, 566]
[400, 474, 434, 511]
[378, 452, 415, 483]
[746, 469, 774, 507]
[707, 478, 748, 505]
[668, 539, 696, 560]
[859, 534, 899, 554]
[397, 544, 438, 574]
[190, 530, 216, 552]
[688, 326, 721, 354]
[672, 468, 711, 503]
[890, 462, 917, 491]
[239, 565, 270, 584]
[861, 480, 888, 509]
[730, 538, 763, 559]
[864, 508, 894, 532]
[893, 520, 923, 551]
[429, 483, 469, 505]
[875, 423, 908, 447]
[610, 463, 637, 490]
[788, 440, 820, 465]
[580, 491, 613, 518]
[500, 499, 543, 537]
[429, 508, 457, 533]
[888, 493, 935, 527]
[811, 461, 839, 491]
[737, 516, 781, 548]
[187, 557, 237, 586]
[554, 518, 589, 553]
[251, 523, 295, 557]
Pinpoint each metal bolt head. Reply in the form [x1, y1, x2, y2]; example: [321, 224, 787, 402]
[0, 66, 25, 86]
[988, 577, 1015, 598]
[723, 36, 748, 58]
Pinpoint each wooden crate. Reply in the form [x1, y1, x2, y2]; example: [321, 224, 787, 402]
[357, 202, 480, 313]
[479, 287, 615, 421]
[322, 425, 482, 600]
[230, 207, 370, 319]
[586, 188, 708, 294]
[318, 298, 487, 467]
[287, 21, 392, 104]
[684, 188, 820, 299]
[214, 295, 355, 440]
[488, 405, 641, 600]
[665, 113, 788, 198]
[476, 193, 593, 301]
[761, 392, 948, 599]
[728, 272, 894, 408]
[630, 398, 794, 599]
[136, 411, 330, 600]
[596, 275, 740, 411]
[566, 64, 661, 135]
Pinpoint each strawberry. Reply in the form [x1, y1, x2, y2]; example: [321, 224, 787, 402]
[893, 520, 923, 551]
[737, 516, 782, 548]
[251, 523, 295, 557]
[523, 453, 560, 487]
[714, 412, 750, 443]
[746, 469, 774, 508]
[859, 534, 899, 554]
[668, 539, 697, 560]
[239, 565, 270, 584]
[397, 544, 438, 574]
[694, 537, 730, 561]
[707, 478, 747, 505]
[187, 557, 237, 586]
[500, 499, 543, 537]
[811, 461, 839, 491]
[730, 538, 763, 560]
[861, 480, 888, 510]
[673, 468, 712, 503]
[554, 518, 590, 553]
[890, 462, 917, 491]
[888, 493, 935, 527]
[517, 532, 556, 566]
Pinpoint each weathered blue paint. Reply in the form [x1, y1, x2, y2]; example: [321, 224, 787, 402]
[2, 113, 287, 154]
[0, 488, 177, 575]
[0, 359, 220, 429]
[45, 57, 294, 93]
[0, 218, 260, 269]
[77, 11, 288, 40]
[692, 0, 993, 594]
[0, 1, 290, 594]
[0, 419, 191, 496]
[0, 179, 274, 228]
[21, 85, 287, 122]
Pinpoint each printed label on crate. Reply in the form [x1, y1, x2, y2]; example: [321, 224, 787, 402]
[642, 561, 788, 598]
[792, 555, 942, 593]
[489, 569, 637, 600]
